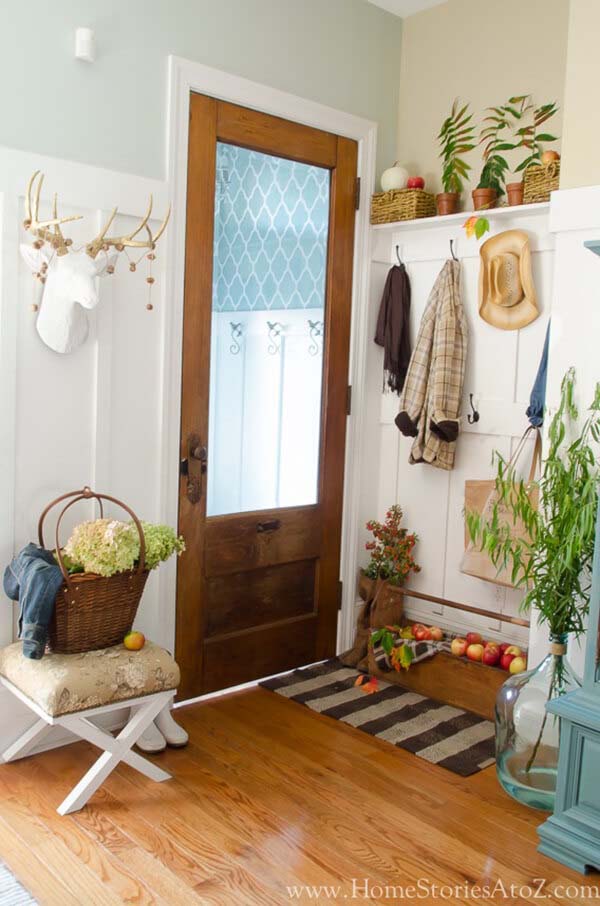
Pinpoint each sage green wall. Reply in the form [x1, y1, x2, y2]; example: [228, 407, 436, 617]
[0, 0, 401, 180]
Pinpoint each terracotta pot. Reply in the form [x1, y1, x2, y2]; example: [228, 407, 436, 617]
[436, 192, 460, 216]
[472, 187, 497, 211]
[506, 181, 524, 206]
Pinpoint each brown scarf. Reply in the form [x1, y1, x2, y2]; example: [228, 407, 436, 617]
[374, 264, 412, 394]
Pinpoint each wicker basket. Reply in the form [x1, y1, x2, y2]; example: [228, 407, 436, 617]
[371, 188, 436, 225]
[38, 487, 149, 654]
[523, 160, 560, 204]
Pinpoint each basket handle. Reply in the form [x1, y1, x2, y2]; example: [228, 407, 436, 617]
[38, 486, 146, 590]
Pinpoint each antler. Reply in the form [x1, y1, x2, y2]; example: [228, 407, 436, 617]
[23, 171, 83, 256]
[86, 196, 171, 258]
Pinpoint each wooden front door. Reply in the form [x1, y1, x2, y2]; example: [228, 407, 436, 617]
[176, 94, 357, 699]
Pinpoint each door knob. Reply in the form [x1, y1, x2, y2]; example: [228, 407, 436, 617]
[190, 443, 207, 472]
[182, 433, 207, 504]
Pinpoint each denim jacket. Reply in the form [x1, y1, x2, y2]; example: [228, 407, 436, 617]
[526, 322, 551, 428]
[3, 543, 63, 659]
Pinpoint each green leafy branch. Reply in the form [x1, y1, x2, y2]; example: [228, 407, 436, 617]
[438, 99, 476, 195]
[513, 101, 559, 172]
[466, 368, 599, 638]
[476, 98, 523, 196]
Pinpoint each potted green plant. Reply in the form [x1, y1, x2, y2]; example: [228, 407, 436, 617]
[466, 369, 600, 810]
[473, 101, 515, 210]
[436, 99, 476, 215]
[513, 101, 560, 204]
[501, 95, 534, 205]
[506, 95, 560, 205]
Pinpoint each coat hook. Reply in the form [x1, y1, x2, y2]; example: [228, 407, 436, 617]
[395, 244, 403, 266]
[467, 393, 480, 424]
[450, 238, 458, 261]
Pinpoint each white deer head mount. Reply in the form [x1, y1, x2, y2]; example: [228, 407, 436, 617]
[20, 171, 170, 354]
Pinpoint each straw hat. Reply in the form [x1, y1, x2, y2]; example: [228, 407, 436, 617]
[478, 230, 538, 330]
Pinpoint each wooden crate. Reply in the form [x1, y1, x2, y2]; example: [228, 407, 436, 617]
[368, 647, 506, 720]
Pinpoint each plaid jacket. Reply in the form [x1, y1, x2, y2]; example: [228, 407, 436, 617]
[395, 260, 467, 470]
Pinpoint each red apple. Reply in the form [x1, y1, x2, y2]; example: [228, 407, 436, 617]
[466, 632, 483, 646]
[407, 176, 425, 189]
[466, 643, 484, 662]
[500, 652, 516, 671]
[482, 646, 501, 667]
[509, 656, 527, 675]
[413, 623, 432, 641]
[429, 626, 443, 641]
[499, 642, 511, 654]
[450, 637, 468, 657]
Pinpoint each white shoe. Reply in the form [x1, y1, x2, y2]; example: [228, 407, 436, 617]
[135, 720, 167, 753]
[155, 706, 189, 748]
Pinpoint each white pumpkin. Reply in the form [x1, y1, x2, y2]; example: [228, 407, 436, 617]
[381, 162, 409, 192]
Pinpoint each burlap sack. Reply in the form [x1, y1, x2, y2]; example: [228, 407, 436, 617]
[339, 575, 404, 670]
[460, 427, 540, 588]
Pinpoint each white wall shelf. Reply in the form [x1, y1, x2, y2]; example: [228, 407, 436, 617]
[371, 201, 549, 233]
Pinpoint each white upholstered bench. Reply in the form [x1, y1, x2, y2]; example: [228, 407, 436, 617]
[0, 640, 180, 815]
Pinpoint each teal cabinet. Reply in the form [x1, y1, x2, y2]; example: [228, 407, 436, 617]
[537, 503, 600, 873]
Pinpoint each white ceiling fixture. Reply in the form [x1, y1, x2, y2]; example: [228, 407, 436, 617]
[367, 0, 447, 18]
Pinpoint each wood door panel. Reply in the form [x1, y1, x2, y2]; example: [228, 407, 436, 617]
[205, 560, 316, 637]
[202, 615, 318, 693]
[177, 95, 357, 697]
[216, 100, 337, 168]
[204, 507, 321, 577]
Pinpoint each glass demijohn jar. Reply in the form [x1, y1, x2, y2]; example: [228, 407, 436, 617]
[495, 633, 581, 811]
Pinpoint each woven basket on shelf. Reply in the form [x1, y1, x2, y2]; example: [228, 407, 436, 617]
[38, 487, 149, 654]
[371, 188, 436, 225]
[523, 160, 560, 204]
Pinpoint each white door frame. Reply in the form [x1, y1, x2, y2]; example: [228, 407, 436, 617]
[159, 56, 378, 656]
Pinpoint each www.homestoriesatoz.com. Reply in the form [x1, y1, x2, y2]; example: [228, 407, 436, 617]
[285, 878, 600, 901]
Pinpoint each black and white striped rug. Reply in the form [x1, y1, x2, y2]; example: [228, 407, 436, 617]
[0, 861, 36, 905]
[261, 659, 495, 777]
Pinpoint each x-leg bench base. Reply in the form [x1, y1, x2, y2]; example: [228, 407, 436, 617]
[1, 681, 174, 815]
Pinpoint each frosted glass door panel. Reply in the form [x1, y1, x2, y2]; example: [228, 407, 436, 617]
[207, 143, 330, 517]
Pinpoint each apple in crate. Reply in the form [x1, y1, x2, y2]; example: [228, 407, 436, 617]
[509, 656, 527, 675]
[482, 645, 500, 667]
[505, 645, 522, 657]
[450, 637, 468, 657]
[407, 176, 425, 189]
[500, 652, 515, 671]
[429, 626, 443, 641]
[412, 623, 432, 641]
[466, 643, 484, 662]
[466, 632, 483, 646]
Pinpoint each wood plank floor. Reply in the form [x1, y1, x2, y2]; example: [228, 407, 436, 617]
[0, 687, 598, 905]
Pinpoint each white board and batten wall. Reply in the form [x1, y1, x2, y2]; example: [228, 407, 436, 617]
[0, 146, 170, 747]
[366, 205, 554, 651]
